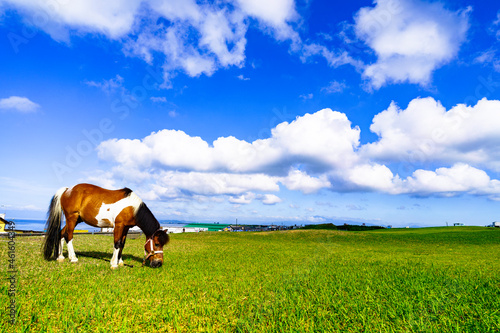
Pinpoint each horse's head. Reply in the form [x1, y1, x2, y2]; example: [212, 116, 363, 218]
[144, 230, 169, 268]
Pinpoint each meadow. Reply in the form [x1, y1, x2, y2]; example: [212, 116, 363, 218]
[1, 227, 499, 332]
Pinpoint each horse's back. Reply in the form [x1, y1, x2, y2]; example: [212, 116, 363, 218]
[60, 184, 136, 223]
[64, 183, 131, 202]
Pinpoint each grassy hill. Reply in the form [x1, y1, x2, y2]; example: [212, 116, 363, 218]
[1, 227, 499, 332]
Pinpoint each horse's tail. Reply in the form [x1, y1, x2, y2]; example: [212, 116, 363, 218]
[42, 187, 67, 260]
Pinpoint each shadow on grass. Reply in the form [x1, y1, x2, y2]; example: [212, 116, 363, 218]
[75, 251, 144, 268]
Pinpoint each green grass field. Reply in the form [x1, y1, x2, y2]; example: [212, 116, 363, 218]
[1, 227, 499, 332]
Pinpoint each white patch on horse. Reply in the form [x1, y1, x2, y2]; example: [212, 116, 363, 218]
[67, 239, 78, 262]
[95, 192, 142, 227]
[57, 238, 65, 262]
[110, 247, 120, 268]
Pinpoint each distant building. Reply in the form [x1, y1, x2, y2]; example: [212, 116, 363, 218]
[487, 221, 500, 228]
[183, 223, 231, 232]
[162, 226, 208, 233]
[0, 216, 7, 233]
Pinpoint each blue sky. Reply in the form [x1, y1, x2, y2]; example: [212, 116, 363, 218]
[1, 0, 500, 227]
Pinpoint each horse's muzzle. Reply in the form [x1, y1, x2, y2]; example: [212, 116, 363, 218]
[151, 260, 162, 268]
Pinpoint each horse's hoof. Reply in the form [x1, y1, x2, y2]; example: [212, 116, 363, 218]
[110, 265, 119, 269]
[70, 258, 79, 263]
[57, 257, 65, 262]
[118, 262, 124, 267]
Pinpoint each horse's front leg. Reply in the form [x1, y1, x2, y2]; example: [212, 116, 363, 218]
[111, 224, 127, 269]
[118, 227, 130, 267]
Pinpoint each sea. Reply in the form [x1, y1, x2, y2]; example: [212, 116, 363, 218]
[5, 219, 190, 232]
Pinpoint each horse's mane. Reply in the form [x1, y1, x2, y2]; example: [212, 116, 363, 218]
[134, 202, 160, 237]
[121, 187, 133, 197]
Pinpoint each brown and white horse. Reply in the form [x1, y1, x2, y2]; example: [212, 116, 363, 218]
[42, 183, 169, 268]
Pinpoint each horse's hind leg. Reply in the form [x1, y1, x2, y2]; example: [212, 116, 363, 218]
[63, 213, 79, 263]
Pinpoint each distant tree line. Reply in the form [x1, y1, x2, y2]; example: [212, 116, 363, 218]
[302, 223, 385, 231]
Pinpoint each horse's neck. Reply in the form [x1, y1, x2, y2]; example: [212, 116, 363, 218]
[135, 203, 160, 238]
[140, 222, 159, 239]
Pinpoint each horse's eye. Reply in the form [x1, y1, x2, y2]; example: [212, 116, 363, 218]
[155, 243, 159, 247]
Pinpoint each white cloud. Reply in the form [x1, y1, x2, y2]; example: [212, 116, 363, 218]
[236, 0, 299, 42]
[1, 0, 360, 89]
[236, 0, 296, 28]
[95, 98, 500, 202]
[85, 75, 124, 94]
[98, 108, 361, 174]
[280, 169, 331, 194]
[124, 1, 249, 84]
[494, 11, 500, 40]
[270, 109, 360, 170]
[1, 0, 249, 84]
[259, 194, 282, 205]
[347, 163, 400, 193]
[150, 96, 167, 103]
[237, 74, 250, 81]
[362, 97, 500, 171]
[161, 171, 279, 196]
[96, 108, 359, 202]
[1, 0, 473, 91]
[300, 43, 364, 70]
[354, 0, 470, 88]
[475, 51, 500, 72]
[322, 81, 347, 94]
[342, 162, 500, 198]
[403, 163, 496, 195]
[229, 192, 255, 204]
[1, 0, 143, 41]
[0, 96, 40, 113]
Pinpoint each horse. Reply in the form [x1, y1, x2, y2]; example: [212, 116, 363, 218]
[42, 183, 169, 268]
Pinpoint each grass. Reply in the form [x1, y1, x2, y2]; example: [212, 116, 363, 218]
[1, 227, 499, 332]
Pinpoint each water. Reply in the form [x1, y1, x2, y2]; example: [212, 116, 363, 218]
[5, 219, 46, 232]
[6, 219, 190, 232]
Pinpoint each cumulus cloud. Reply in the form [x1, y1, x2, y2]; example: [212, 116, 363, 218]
[229, 192, 255, 205]
[280, 169, 331, 194]
[259, 194, 282, 205]
[403, 163, 499, 196]
[1, 0, 143, 41]
[343, 162, 500, 198]
[96, 108, 359, 202]
[236, 0, 299, 42]
[155, 171, 280, 196]
[96, 97, 500, 202]
[361, 97, 500, 171]
[4, 0, 470, 89]
[1, 0, 301, 85]
[0, 96, 40, 113]
[98, 108, 361, 174]
[354, 0, 470, 88]
[0, 0, 393, 90]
